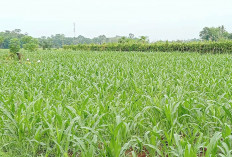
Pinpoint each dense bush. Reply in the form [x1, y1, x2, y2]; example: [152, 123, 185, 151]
[9, 38, 20, 53]
[22, 36, 39, 51]
[63, 41, 232, 53]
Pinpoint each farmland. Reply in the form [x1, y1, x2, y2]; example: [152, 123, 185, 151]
[0, 50, 232, 156]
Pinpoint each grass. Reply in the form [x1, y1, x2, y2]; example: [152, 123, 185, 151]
[0, 50, 232, 156]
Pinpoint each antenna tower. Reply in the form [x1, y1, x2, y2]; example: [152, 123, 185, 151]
[73, 23, 76, 38]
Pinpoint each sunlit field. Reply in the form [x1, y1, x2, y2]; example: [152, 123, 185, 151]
[1, 50, 232, 156]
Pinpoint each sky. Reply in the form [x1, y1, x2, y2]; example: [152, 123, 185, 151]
[0, 0, 232, 41]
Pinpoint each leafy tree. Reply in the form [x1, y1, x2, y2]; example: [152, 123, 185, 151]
[23, 40, 39, 51]
[76, 35, 92, 44]
[9, 38, 20, 53]
[139, 36, 149, 43]
[39, 37, 53, 50]
[118, 35, 148, 44]
[92, 35, 107, 44]
[98, 35, 107, 44]
[200, 25, 230, 41]
[9, 38, 22, 60]
[51, 34, 65, 48]
[21, 36, 33, 44]
[129, 33, 135, 39]
[0, 29, 27, 48]
[118, 37, 127, 43]
[229, 33, 232, 40]
[22, 36, 39, 51]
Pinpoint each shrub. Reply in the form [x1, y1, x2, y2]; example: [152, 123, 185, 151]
[22, 36, 39, 51]
[23, 40, 39, 52]
[63, 41, 232, 53]
[9, 38, 20, 53]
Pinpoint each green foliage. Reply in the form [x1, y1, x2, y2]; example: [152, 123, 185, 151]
[21, 36, 33, 44]
[1, 50, 232, 156]
[118, 35, 148, 44]
[0, 29, 27, 49]
[139, 36, 149, 43]
[63, 41, 232, 53]
[23, 41, 38, 52]
[39, 36, 53, 50]
[22, 36, 39, 51]
[1, 27, 232, 50]
[0, 29, 141, 49]
[0, 36, 4, 46]
[200, 25, 231, 41]
[9, 38, 20, 53]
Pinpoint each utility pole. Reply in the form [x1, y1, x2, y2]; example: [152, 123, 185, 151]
[73, 22, 76, 38]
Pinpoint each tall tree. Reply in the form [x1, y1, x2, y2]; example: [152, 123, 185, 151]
[0, 29, 27, 48]
[200, 25, 230, 41]
[39, 36, 53, 50]
[22, 36, 39, 51]
[129, 33, 135, 39]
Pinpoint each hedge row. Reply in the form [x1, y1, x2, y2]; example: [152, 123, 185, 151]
[63, 41, 232, 53]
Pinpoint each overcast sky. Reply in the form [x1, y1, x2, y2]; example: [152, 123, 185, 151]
[1, 0, 232, 41]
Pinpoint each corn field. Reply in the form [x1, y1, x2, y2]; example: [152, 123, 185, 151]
[0, 50, 232, 156]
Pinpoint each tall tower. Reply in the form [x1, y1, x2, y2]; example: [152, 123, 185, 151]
[73, 23, 76, 38]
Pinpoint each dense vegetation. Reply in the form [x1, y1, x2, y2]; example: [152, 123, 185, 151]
[63, 41, 232, 53]
[200, 26, 232, 41]
[0, 30, 123, 49]
[0, 25, 232, 50]
[1, 50, 232, 156]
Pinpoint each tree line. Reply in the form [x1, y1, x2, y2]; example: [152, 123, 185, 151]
[0, 30, 130, 50]
[0, 25, 232, 50]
